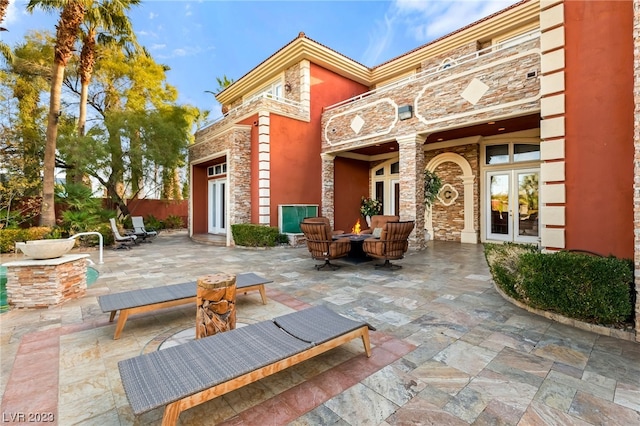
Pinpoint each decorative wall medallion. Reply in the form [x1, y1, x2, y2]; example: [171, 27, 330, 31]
[460, 78, 489, 105]
[350, 115, 365, 134]
[437, 183, 459, 206]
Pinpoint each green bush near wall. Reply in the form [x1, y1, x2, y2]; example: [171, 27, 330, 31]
[484, 243, 634, 326]
[231, 224, 284, 247]
[0, 227, 52, 253]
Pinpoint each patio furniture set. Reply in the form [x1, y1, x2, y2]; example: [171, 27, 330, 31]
[97, 271, 373, 425]
[300, 215, 415, 270]
[109, 217, 158, 249]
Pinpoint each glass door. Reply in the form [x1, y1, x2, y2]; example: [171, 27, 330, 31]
[208, 179, 226, 234]
[486, 169, 539, 243]
[514, 169, 539, 243]
[487, 172, 512, 241]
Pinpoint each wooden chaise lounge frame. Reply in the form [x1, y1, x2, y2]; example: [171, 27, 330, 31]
[118, 305, 374, 425]
[98, 272, 271, 339]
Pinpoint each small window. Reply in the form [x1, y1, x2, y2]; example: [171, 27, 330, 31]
[375, 168, 384, 176]
[513, 144, 540, 162]
[390, 162, 400, 174]
[208, 163, 227, 177]
[486, 145, 509, 165]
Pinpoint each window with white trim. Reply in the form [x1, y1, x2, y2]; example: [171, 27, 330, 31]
[207, 163, 227, 177]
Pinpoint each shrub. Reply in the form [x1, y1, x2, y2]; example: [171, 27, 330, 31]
[144, 215, 163, 231]
[0, 227, 52, 253]
[231, 224, 281, 247]
[484, 244, 634, 326]
[275, 233, 290, 245]
[163, 215, 184, 229]
[484, 243, 537, 300]
[518, 251, 633, 324]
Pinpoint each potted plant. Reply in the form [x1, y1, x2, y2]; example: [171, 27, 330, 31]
[424, 170, 443, 207]
[360, 196, 382, 226]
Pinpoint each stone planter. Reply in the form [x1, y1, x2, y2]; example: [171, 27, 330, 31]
[15, 239, 75, 260]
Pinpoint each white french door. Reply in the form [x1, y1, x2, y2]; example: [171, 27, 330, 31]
[486, 168, 539, 243]
[208, 179, 226, 234]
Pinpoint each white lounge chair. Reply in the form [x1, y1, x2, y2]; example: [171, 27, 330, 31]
[109, 218, 137, 249]
[130, 216, 158, 242]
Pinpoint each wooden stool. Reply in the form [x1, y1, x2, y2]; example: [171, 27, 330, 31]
[195, 273, 236, 339]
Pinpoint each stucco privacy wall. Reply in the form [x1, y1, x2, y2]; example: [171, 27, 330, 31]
[634, 0, 640, 338]
[321, 37, 541, 154]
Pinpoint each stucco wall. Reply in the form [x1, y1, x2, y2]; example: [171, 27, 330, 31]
[564, 0, 634, 258]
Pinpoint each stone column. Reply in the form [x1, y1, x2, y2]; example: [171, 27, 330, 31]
[195, 273, 236, 339]
[321, 153, 336, 227]
[397, 134, 426, 250]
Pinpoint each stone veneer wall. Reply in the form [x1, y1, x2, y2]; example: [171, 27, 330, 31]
[418, 41, 488, 77]
[321, 38, 540, 153]
[633, 0, 640, 339]
[5, 259, 87, 309]
[425, 144, 480, 242]
[189, 127, 253, 232]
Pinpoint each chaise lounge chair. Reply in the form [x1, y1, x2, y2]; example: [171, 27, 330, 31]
[98, 272, 272, 339]
[130, 216, 158, 242]
[109, 218, 137, 249]
[118, 305, 373, 425]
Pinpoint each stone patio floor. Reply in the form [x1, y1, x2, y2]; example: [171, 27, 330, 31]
[1, 230, 639, 425]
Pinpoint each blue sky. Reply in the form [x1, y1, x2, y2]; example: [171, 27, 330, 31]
[2, 0, 517, 116]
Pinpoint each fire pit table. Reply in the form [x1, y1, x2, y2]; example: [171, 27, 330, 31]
[333, 233, 372, 261]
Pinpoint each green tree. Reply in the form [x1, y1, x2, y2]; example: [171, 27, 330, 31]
[0, 0, 13, 64]
[0, 32, 53, 227]
[59, 44, 198, 216]
[26, 0, 86, 227]
[76, 0, 140, 149]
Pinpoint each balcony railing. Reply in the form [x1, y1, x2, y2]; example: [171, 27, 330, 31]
[324, 31, 540, 113]
[199, 92, 306, 131]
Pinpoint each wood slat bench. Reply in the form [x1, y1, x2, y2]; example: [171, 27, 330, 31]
[98, 272, 272, 339]
[118, 305, 374, 425]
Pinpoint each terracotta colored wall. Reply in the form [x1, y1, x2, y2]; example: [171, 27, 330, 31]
[126, 198, 188, 226]
[269, 63, 369, 227]
[564, 0, 634, 258]
[191, 166, 208, 233]
[334, 157, 370, 232]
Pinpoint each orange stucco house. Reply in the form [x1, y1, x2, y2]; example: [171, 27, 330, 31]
[190, 0, 640, 331]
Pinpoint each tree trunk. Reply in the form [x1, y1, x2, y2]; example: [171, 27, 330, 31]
[40, 61, 66, 227]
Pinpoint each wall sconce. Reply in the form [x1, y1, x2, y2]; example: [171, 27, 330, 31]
[284, 83, 291, 92]
[398, 105, 413, 120]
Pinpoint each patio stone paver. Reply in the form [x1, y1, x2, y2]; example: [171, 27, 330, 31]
[0, 230, 639, 425]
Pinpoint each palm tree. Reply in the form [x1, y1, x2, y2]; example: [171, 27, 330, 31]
[77, 0, 139, 137]
[0, 0, 14, 64]
[69, 0, 139, 184]
[26, 0, 86, 227]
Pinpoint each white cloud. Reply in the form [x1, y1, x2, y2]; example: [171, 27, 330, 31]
[149, 12, 158, 20]
[361, 13, 396, 66]
[156, 45, 214, 60]
[150, 43, 166, 50]
[362, 0, 517, 65]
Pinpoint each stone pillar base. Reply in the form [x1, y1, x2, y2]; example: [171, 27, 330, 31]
[3, 254, 89, 309]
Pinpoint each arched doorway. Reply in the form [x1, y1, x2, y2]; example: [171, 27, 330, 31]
[425, 152, 477, 243]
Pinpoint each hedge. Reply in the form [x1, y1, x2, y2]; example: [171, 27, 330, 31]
[230, 224, 282, 247]
[485, 243, 634, 326]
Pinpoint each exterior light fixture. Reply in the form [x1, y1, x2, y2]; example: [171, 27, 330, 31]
[398, 105, 413, 120]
